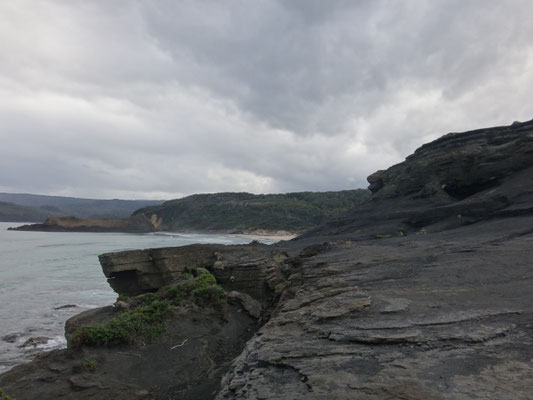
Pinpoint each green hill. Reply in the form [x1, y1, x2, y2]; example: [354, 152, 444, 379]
[0, 193, 164, 221]
[133, 190, 370, 233]
[0, 201, 53, 222]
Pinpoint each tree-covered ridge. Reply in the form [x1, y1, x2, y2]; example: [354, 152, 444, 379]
[133, 190, 370, 233]
[0, 193, 163, 221]
[0, 201, 53, 222]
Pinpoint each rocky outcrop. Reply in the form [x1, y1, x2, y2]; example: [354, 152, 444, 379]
[99, 242, 289, 307]
[215, 217, 533, 399]
[0, 302, 258, 400]
[302, 118, 533, 240]
[11, 214, 156, 233]
[2, 119, 533, 399]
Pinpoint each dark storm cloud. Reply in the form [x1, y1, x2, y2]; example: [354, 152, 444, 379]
[1, 0, 532, 199]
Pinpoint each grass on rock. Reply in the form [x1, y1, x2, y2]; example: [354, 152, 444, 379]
[71, 272, 225, 348]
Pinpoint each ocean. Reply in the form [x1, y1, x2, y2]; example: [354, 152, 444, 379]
[0, 222, 267, 373]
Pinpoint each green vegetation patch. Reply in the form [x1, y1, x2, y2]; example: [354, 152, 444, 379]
[71, 300, 171, 347]
[158, 273, 227, 306]
[72, 273, 225, 348]
[83, 359, 98, 371]
[0, 388, 15, 400]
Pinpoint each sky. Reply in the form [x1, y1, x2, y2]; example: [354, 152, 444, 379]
[1, 0, 532, 200]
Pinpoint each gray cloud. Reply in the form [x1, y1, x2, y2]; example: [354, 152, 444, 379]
[1, 0, 532, 199]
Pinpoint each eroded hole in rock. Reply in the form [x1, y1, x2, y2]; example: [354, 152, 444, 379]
[442, 178, 500, 200]
[107, 270, 139, 296]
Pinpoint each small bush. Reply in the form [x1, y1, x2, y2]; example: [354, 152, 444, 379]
[71, 300, 171, 347]
[71, 273, 225, 348]
[192, 285, 227, 305]
[117, 294, 129, 302]
[137, 292, 157, 305]
[83, 359, 98, 371]
[163, 273, 222, 305]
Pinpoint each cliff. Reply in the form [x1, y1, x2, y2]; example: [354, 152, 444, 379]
[300, 118, 533, 240]
[1, 119, 533, 399]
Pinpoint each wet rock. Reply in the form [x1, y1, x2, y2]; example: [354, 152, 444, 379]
[2, 333, 22, 343]
[54, 304, 78, 310]
[20, 337, 50, 348]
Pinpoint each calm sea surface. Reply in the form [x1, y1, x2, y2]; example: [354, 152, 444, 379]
[0, 222, 266, 373]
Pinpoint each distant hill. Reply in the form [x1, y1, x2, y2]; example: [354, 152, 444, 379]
[0, 201, 53, 222]
[133, 190, 370, 234]
[0, 193, 164, 222]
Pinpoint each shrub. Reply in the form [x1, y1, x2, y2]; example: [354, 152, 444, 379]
[163, 273, 222, 305]
[192, 285, 227, 305]
[71, 273, 225, 348]
[83, 359, 98, 371]
[117, 294, 129, 302]
[137, 292, 157, 304]
[71, 300, 171, 347]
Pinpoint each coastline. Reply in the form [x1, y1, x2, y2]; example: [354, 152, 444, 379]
[229, 231, 297, 241]
[6, 221, 299, 241]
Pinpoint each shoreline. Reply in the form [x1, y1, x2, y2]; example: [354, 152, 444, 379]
[229, 232, 298, 241]
[6, 222, 299, 241]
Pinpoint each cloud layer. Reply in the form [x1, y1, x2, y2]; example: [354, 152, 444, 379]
[1, 0, 532, 199]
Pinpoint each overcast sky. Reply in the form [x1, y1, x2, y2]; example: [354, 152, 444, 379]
[1, 1, 532, 200]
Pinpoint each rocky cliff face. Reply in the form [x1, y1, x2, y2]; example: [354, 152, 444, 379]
[301, 118, 533, 240]
[98, 243, 288, 303]
[2, 119, 533, 399]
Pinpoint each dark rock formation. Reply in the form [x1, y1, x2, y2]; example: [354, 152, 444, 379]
[2, 119, 533, 399]
[19, 337, 51, 348]
[99, 243, 288, 303]
[300, 118, 533, 242]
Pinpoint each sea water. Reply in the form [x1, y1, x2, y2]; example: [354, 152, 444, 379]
[0, 222, 267, 373]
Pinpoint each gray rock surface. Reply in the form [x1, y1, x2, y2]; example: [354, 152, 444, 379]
[216, 218, 533, 399]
